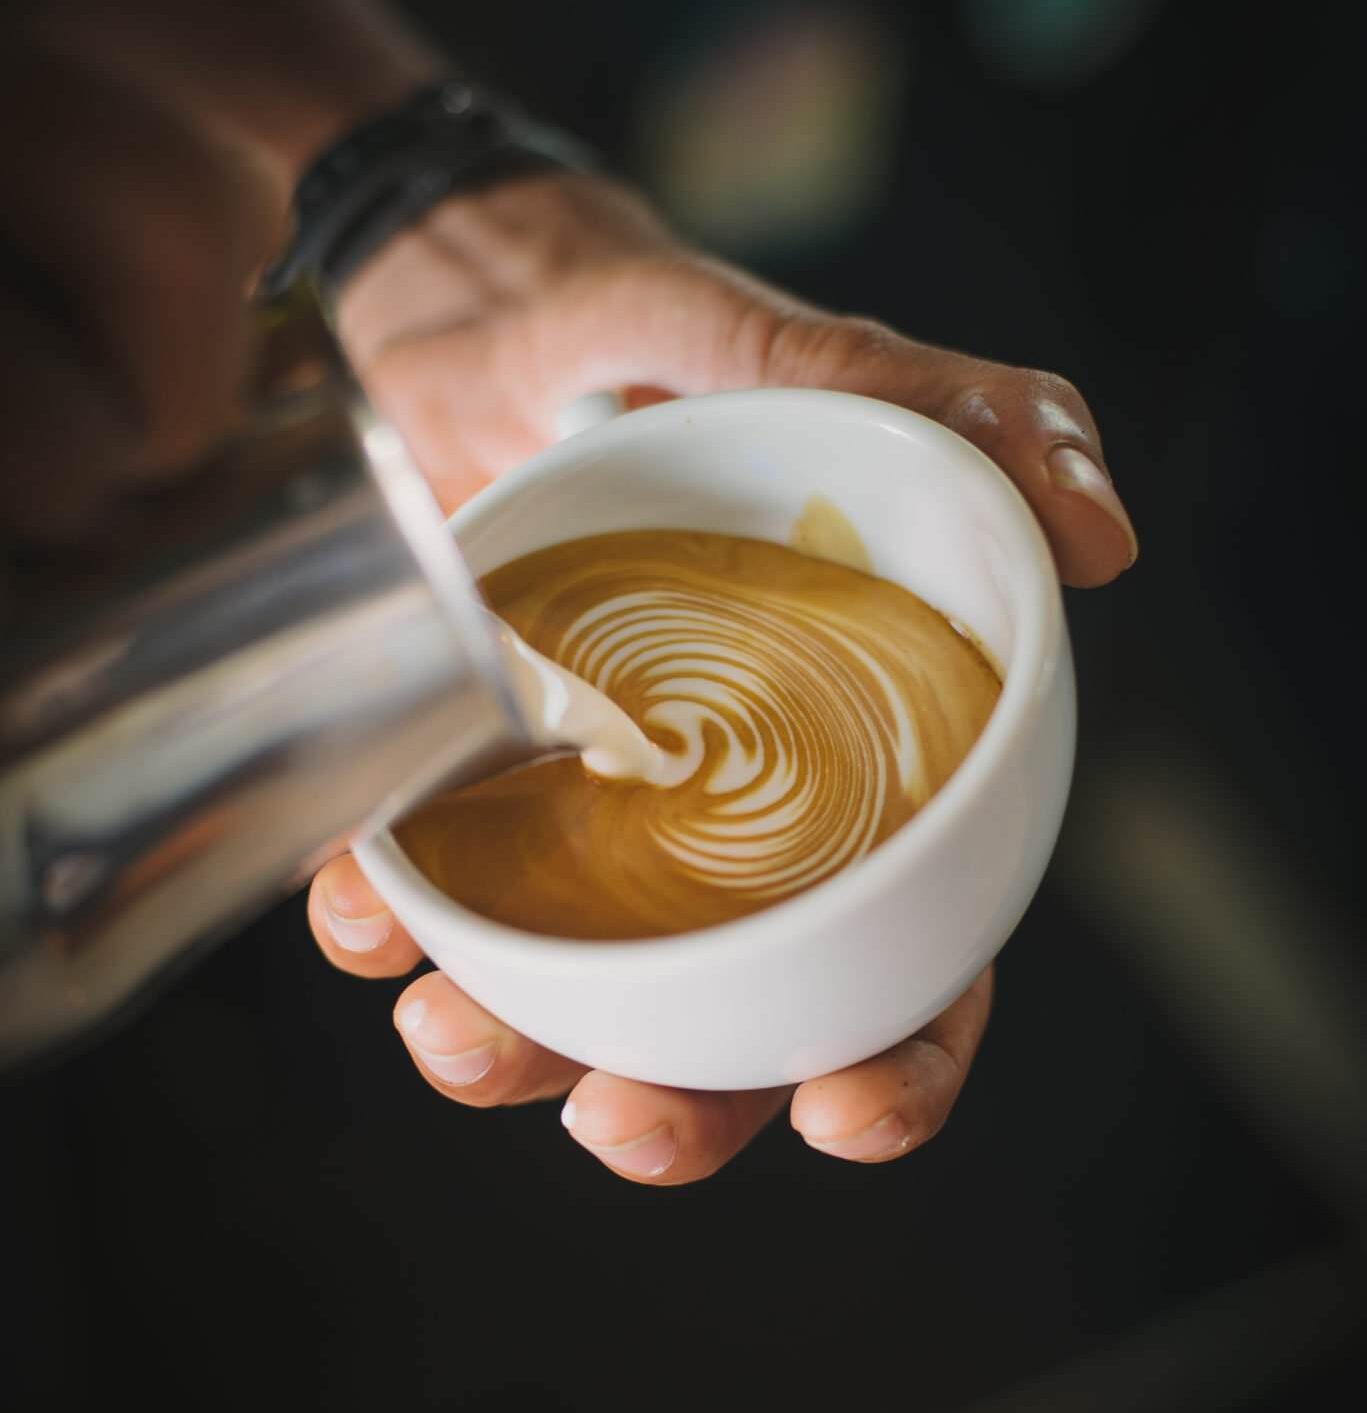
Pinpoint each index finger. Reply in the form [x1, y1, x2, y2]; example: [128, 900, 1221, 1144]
[307, 853, 424, 979]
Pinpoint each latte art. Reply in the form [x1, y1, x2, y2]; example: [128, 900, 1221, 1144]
[398, 531, 1001, 939]
[558, 587, 924, 896]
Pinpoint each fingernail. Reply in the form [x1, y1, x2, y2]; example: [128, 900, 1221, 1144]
[563, 1117, 678, 1178]
[325, 904, 392, 954]
[805, 1112, 915, 1162]
[1046, 446, 1139, 564]
[397, 1000, 497, 1086]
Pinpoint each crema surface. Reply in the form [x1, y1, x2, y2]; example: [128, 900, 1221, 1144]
[398, 531, 1001, 939]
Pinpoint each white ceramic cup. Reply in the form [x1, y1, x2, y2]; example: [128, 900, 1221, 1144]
[354, 389, 1075, 1090]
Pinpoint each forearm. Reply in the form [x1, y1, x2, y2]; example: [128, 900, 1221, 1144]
[28, 0, 442, 186]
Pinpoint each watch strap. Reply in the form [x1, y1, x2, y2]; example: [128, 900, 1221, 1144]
[261, 78, 596, 298]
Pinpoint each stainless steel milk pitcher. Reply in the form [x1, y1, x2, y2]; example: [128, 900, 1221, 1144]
[0, 288, 534, 1067]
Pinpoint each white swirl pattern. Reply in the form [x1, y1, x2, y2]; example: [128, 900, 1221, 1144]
[558, 586, 927, 900]
[400, 532, 1000, 939]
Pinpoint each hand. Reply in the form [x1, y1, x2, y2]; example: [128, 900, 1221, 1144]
[336, 174, 1136, 586]
[0, 29, 284, 538]
[0, 0, 434, 539]
[0, 1, 1078, 1174]
[311, 863, 993, 1181]
[309, 170, 1137, 1183]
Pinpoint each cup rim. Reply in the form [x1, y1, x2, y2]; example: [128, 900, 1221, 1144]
[355, 388, 1064, 975]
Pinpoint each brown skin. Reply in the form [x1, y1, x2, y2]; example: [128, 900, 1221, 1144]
[0, 0, 435, 533]
[3, 0, 1135, 1182]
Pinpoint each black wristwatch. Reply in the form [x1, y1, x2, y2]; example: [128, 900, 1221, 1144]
[261, 77, 597, 299]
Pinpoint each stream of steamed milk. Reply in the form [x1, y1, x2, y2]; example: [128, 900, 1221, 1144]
[486, 610, 687, 786]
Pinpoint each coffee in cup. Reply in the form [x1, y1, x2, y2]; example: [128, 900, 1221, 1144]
[398, 528, 1000, 938]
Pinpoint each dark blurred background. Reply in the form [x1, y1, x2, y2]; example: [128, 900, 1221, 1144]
[8, 2, 1364, 1408]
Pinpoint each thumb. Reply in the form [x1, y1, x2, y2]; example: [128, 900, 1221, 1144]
[531, 256, 1137, 588]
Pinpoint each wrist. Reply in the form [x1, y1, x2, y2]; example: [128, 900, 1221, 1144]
[255, 64, 444, 191]
[241, 31, 444, 187]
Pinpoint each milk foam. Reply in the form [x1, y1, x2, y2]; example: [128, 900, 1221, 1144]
[402, 533, 1000, 940]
